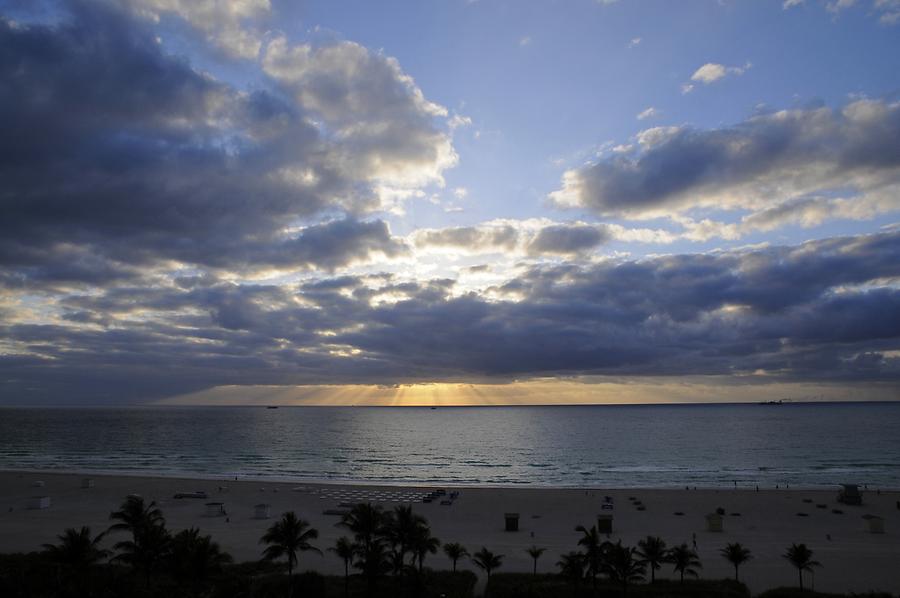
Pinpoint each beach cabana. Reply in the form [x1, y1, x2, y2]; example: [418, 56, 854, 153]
[705, 512, 723, 532]
[254, 503, 271, 519]
[863, 514, 884, 534]
[27, 496, 51, 510]
[597, 513, 613, 533]
[81, 478, 94, 489]
[205, 502, 226, 517]
[837, 484, 862, 505]
[504, 512, 520, 532]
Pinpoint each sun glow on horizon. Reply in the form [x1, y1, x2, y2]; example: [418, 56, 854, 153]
[152, 378, 894, 407]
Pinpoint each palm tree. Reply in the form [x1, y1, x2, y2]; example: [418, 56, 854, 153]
[636, 536, 667, 583]
[575, 524, 606, 590]
[43, 526, 110, 569]
[108, 495, 169, 585]
[443, 542, 468, 572]
[720, 543, 752, 582]
[330, 537, 355, 598]
[556, 551, 586, 586]
[410, 522, 440, 574]
[353, 539, 392, 597]
[472, 547, 503, 587]
[600, 541, 646, 596]
[666, 543, 702, 584]
[108, 496, 164, 539]
[386, 505, 425, 573]
[110, 520, 171, 586]
[260, 511, 321, 597]
[783, 543, 821, 591]
[339, 503, 390, 595]
[526, 546, 546, 576]
[170, 528, 232, 585]
[339, 503, 386, 555]
[42, 526, 109, 596]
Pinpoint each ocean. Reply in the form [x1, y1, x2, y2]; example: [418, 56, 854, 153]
[1, 403, 899, 488]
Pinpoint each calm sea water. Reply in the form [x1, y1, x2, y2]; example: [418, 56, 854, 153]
[1, 403, 899, 488]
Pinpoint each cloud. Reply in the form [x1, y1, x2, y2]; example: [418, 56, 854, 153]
[783, 0, 900, 23]
[413, 220, 615, 257]
[628, 37, 642, 48]
[117, 0, 271, 58]
[519, 35, 532, 46]
[261, 36, 457, 197]
[636, 107, 659, 120]
[525, 225, 612, 256]
[222, 218, 410, 272]
[3, 231, 899, 402]
[689, 61, 750, 85]
[549, 99, 900, 229]
[414, 224, 520, 252]
[0, 2, 455, 286]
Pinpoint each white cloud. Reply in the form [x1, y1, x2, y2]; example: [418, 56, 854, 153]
[118, 0, 271, 59]
[519, 36, 532, 46]
[690, 62, 750, 84]
[635, 125, 681, 148]
[784, 0, 898, 23]
[828, 0, 858, 11]
[628, 37, 642, 48]
[448, 113, 473, 130]
[681, 83, 695, 95]
[262, 37, 458, 203]
[875, 0, 900, 22]
[636, 107, 658, 120]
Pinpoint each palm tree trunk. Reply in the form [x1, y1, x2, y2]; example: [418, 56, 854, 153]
[452, 559, 457, 573]
[532, 559, 537, 575]
[288, 559, 294, 598]
[344, 561, 349, 598]
[735, 564, 739, 581]
[799, 568, 803, 591]
[680, 570, 684, 584]
[650, 567, 655, 583]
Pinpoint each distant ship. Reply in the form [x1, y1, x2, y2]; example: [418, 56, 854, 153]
[266, 406, 279, 409]
[759, 399, 791, 405]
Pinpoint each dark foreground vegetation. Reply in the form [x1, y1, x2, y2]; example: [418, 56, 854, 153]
[488, 574, 894, 598]
[0, 496, 893, 598]
[0, 552, 475, 598]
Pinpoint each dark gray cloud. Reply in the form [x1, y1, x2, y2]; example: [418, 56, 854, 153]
[415, 225, 519, 251]
[414, 222, 612, 256]
[551, 100, 900, 220]
[3, 231, 899, 403]
[526, 224, 611, 255]
[0, 2, 427, 286]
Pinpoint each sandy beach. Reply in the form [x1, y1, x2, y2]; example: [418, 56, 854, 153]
[1, 471, 898, 595]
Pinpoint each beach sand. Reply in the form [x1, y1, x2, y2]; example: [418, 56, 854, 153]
[1, 471, 899, 595]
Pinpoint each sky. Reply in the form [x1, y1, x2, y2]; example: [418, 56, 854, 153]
[1, 0, 899, 406]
